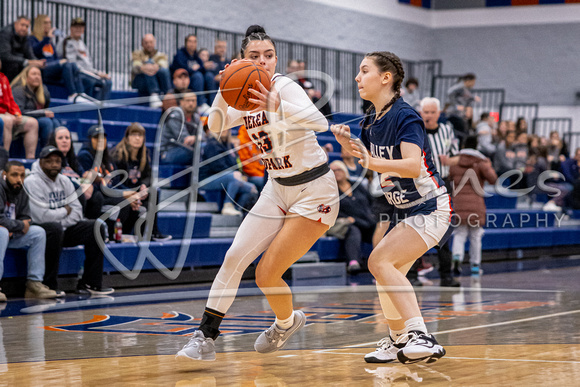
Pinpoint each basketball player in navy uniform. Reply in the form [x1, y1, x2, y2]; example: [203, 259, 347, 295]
[176, 26, 338, 361]
[332, 51, 452, 364]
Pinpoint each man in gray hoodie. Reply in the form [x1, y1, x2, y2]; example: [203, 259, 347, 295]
[24, 146, 113, 295]
[0, 160, 57, 301]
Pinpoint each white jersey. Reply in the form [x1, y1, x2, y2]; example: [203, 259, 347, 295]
[208, 73, 329, 179]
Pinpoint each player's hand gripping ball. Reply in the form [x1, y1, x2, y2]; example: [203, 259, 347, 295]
[219, 60, 271, 111]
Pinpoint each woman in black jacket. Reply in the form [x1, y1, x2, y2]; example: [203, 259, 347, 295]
[112, 123, 170, 241]
[77, 125, 145, 239]
[330, 160, 376, 273]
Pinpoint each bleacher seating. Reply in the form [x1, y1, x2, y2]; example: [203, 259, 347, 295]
[2, 82, 579, 288]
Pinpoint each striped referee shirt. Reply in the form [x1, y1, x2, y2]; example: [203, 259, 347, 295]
[426, 122, 459, 179]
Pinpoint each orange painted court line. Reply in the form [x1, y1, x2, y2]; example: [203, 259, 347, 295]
[44, 315, 108, 329]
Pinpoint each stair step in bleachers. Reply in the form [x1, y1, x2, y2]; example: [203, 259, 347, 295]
[52, 98, 161, 125]
[290, 262, 346, 287]
[67, 118, 158, 141]
[485, 194, 518, 209]
[156, 212, 212, 238]
[46, 84, 140, 101]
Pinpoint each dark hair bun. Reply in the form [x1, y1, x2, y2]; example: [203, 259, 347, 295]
[245, 25, 266, 37]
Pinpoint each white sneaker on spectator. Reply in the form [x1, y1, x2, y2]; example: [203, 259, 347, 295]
[221, 203, 242, 216]
[198, 103, 210, 114]
[68, 94, 93, 104]
[149, 93, 163, 108]
[542, 201, 562, 212]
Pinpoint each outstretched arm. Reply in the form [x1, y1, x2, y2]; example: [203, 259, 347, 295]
[350, 141, 422, 178]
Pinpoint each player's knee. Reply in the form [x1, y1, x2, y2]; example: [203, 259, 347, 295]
[367, 253, 395, 278]
[367, 255, 382, 278]
[254, 262, 274, 289]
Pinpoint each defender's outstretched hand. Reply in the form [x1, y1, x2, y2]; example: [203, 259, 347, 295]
[331, 124, 352, 148]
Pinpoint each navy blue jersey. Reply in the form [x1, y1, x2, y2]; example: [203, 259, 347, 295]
[360, 98, 446, 207]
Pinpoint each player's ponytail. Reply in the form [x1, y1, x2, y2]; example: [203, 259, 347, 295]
[362, 51, 405, 129]
[240, 25, 276, 57]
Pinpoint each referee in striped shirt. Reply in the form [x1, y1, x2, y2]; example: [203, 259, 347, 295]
[407, 97, 461, 287]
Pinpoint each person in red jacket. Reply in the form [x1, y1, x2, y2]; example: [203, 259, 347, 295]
[0, 59, 39, 158]
[449, 135, 497, 277]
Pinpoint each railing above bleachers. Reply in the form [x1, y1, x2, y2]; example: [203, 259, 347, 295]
[430, 74, 463, 108]
[499, 102, 539, 124]
[471, 88, 506, 122]
[2, 0, 441, 115]
[532, 117, 572, 139]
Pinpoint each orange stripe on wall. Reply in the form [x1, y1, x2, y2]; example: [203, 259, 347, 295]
[410, 0, 423, 6]
[565, 0, 580, 3]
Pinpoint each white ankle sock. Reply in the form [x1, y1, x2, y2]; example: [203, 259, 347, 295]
[275, 311, 295, 330]
[389, 326, 407, 341]
[404, 316, 427, 335]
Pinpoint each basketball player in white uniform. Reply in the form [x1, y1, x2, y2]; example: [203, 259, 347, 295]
[176, 25, 338, 362]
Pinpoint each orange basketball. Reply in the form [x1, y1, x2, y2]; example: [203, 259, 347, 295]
[219, 61, 271, 111]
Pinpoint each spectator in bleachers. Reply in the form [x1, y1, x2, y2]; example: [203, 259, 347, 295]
[47, 126, 101, 218]
[475, 112, 496, 158]
[171, 34, 211, 110]
[330, 160, 375, 273]
[547, 130, 569, 171]
[237, 125, 266, 192]
[77, 126, 146, 238]
[24, 146, 113, 295]
[564, 148, 580, 210]
[515, 116, 528, 135]
[525, 144, 549, 203]
[62, 18, 112, 101]
[494, 120, 510, 144]
[0, 119, 6, 170]
[401, 77, 420, 110]
[493, 130, 526, 176]
[29, 14, 88, 103]
[0, 16, 46, 82]
[561, 147, 580, 184]
[542, 147, 578, 212]
[286, 59, 299, 75]
[0, 160, 58, 300]
[198, 48, 218, 105]
[200, 130, 258, 216]
[449, 136, 497, 277]
[340, 145, 364, 183]
[445, 73, 480, 140]
[11, 65, 59, 151]
[0, 59, 39, 159]
[161, 68, 190, 112]
[160, 91, 201, 165]
[131, 34, 171, 108]
[289, 59, 333, 119]
[112, 123, 171, 241]
[208, 40, 228, 84]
